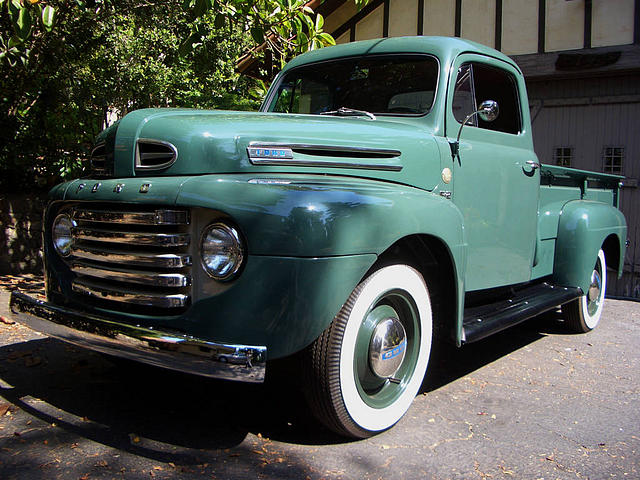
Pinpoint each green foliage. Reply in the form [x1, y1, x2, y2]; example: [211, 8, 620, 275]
[0, 0, 369, 192]
[0, 1, 257, 192]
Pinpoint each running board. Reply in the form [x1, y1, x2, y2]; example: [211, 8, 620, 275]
[462, 283, 582, 344]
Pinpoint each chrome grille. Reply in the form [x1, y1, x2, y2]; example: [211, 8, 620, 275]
[66, 206, 191, 312]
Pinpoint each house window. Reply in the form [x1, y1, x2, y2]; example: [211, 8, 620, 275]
[553, 147, 573, 167]
[603, 146, 624, 174]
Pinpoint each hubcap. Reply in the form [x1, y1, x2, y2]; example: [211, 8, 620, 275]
[354, 291, 420, 409]
[587, 269, 602, 315]
[369, 317, 407, 379]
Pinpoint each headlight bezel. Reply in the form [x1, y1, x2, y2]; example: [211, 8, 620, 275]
[52, 213, 76, 258]
[200, 222, 245, 281]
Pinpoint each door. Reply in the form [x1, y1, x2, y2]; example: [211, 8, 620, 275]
[445, 55, 539, 292]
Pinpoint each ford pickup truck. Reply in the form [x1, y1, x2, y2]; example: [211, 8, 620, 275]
[9, 36, 627, 438]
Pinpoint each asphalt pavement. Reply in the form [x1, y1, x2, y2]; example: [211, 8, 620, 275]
[0, 286, 638, 480]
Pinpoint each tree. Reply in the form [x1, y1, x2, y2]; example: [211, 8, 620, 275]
[0, 0, 369, 192]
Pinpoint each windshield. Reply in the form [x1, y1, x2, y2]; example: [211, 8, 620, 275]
[267, 54, 439, 116]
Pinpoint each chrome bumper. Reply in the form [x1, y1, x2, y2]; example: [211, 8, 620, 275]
[9, 291, 266, 383]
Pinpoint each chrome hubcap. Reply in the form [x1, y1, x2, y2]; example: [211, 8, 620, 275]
[369, 317, 407, 379]
[587, 269, 602, 314]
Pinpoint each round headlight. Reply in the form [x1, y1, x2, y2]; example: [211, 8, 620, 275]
[200, 223, 244, 280]
[52, 214, 75, 257]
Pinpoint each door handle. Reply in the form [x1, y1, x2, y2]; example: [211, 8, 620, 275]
[526, 160, 540, 170]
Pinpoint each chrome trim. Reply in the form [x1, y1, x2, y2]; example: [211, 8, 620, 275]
[71, 246, 192, 268]
[90, 143, 108, 174]
[73, 229, 190, 247]
[72, 209, 190, 226]
[72, 265, 190, 288]
[248, 142, 402, 171]
[249, 142, 401, 158]
[135, 138, 178, 171]
[72, 279, 189, 308]
[9, 291, 266, 383]
[369, 317, 407, 379]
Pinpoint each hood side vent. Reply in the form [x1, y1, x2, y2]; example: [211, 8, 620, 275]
[136, 139, 178, 171]
[90, 143, 114, 177]
[290, 145, 401, 159]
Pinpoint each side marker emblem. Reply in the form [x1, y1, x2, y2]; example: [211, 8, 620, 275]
[114, 183, 125, 193]
[76, 183, 86, 194]
[139, 183, 151, 193]
[92, 183, 101, 193]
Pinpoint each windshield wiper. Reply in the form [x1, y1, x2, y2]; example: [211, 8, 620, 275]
[319, 107, 376, 121]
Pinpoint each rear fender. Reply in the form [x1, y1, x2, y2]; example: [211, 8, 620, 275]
[554, 200, 627, 293]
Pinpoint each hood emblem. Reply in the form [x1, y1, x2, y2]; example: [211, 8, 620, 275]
[76, 183, 86, 194]
[248, 146, 294, 160]
[92, 182, 102, 193]
[139, 183, 151, 193]
[113, 183, 125, 193]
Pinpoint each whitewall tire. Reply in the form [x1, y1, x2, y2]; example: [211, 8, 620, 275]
[305, 264, 433, 438]
[562, 249, 607, 333]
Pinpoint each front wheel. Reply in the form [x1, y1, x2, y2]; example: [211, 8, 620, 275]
[304, 264, 433, 438]
[562, 249, 607, 333]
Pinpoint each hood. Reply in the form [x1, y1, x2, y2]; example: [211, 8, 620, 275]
[104, 108, 442, 190]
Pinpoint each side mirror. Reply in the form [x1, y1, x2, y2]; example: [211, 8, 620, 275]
[477, 100, 499, 122]
[450, 100, 500, 158]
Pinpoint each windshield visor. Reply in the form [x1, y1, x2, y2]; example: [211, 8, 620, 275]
[267, 54, 439, 116]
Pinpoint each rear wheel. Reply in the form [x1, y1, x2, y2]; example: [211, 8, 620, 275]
[304, 264, 433, 438]
[562, 249, 607, 333]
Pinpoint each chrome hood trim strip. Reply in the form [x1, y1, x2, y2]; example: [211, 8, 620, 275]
[247, 142, 403, 171]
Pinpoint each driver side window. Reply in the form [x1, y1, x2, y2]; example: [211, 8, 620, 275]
[452, 62, 522, 135]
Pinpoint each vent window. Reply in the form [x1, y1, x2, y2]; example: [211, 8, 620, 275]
[136, 139, 178, 171]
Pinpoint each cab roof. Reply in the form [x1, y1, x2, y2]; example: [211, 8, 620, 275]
[282, 36, 520, 74]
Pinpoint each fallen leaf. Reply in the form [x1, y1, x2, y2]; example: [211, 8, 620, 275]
[0, 316, 15, 325]
[0, 404, 10, 416]
[128, 434, 140, 444]
[79, 475, 89, 480]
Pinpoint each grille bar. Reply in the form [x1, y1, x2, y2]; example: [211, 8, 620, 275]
[73, 265, 190, 288]
[72, 278, 189, 308]
[73, 209, 190, 226]
[71, 246, 192, 269]
[74, 228, 190, 247]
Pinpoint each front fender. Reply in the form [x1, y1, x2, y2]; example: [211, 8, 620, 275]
[177, 174, 466, 260]
[178, 174, 467, 353]
[554, 200, 627, 293]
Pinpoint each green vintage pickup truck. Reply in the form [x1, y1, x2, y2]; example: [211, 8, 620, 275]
[10, 37, 627, 438]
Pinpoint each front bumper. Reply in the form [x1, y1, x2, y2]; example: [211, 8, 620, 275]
[9, 291, 266, 383]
